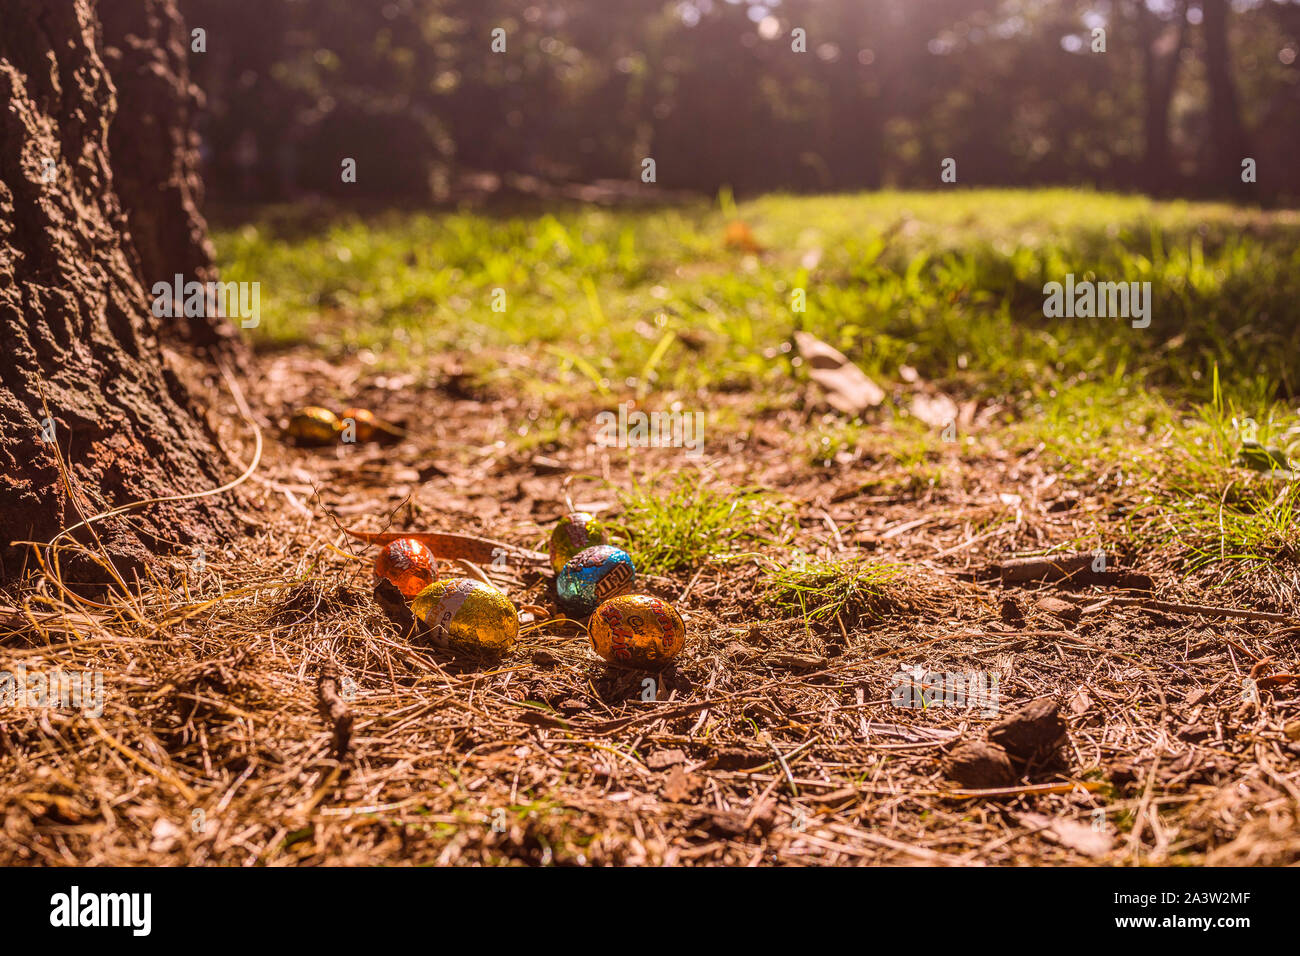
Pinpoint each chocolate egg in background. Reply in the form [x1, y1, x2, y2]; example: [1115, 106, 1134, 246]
[548, 512, 609, 572]
[287, 406, 341, 445]
[374, 538, 437, 598]
[556, 545, 635, 618]
[340, 407, 378, 443]
[588, 594, 686, 668]
[411, 578, 519, 655]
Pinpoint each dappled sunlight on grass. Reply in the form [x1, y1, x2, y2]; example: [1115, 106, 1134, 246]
[215, 190, 1300, 578]
[215, 189, 1300, 401]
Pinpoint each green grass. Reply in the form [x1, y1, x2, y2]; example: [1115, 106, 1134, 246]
[1012, 371, 1300, 576]
[215, 189, 1300, 578]
[610, 473, 790, 576]
[762, 557, 909, 631]
[215, 189, 1300, 401]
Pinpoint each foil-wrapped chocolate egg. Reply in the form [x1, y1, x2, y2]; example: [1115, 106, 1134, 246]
[374, 538, 437, 598]
[340, 407, 378, 443]
[287, 406, 341, 445]
[548, 511, 609, 572]
[556, 545, 635, 618]
[589, 594, 686, 668]
[411, 578, 518, 655]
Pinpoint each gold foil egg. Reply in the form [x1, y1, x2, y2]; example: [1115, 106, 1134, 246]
[374, 538, 438, 598]
[588, 594, 686, 668]
[547, 511, 608, 572]
[287, 406, 341, 445]
[411, 578, 519, 656]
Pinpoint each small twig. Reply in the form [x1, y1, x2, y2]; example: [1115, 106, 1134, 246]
[341, 525, 549, 567]
[1102, 596, 1293, 623]
[316, 663, 354, 762]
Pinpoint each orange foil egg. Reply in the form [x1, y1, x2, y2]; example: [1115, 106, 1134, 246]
[588, 594, 686, 669]
[374, 538, 438, 598]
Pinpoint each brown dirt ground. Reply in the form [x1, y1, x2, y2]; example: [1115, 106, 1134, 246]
[2, 349, 1298, 866]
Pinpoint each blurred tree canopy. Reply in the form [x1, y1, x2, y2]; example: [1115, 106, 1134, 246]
[180, 0, 1300, 202]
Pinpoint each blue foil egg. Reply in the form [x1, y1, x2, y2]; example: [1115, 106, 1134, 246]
[557, 545, 635, 618]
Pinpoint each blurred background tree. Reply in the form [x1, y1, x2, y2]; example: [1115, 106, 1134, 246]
[179, 0, 1300, 204]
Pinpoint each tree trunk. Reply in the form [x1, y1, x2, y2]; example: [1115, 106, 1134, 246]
[1138, 0, 1187, 194]
[0, 0, 237, 584]
[1201, 0, 1251, 192]
[826, 1, 881, 191]
[100, 0, 242, 353]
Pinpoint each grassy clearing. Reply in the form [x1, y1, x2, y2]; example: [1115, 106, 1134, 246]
[216, 189, 1300, 575]
[217, 189, 1300, 399]
[12, 193, 1298, 868]
[1012, 372, 1300, 577]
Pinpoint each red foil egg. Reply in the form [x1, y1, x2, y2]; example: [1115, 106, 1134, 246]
[374, 538, 438, 598]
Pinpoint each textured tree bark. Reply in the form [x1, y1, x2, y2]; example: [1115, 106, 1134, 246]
[100, 0, 242, 353]
[0, 0, 237, 584]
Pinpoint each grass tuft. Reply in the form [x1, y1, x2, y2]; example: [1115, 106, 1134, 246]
[611, 473, 790, 576]
[762, 557, 910, 632]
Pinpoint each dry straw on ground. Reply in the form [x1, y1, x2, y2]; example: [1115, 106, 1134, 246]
[2, 353, 1298, 866]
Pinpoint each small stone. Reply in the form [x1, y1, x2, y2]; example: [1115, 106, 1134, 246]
[647, 749, 687, 770]
[1178, 723, 1213, 743]
[1000, 597, 1025, 626]
[988, 697, 1068, 761]
[1035, 596, 1081, 626]
[944, 741, 1017, 788]
[149, 818, 184, 853]
[1107, 759, 1140, 790]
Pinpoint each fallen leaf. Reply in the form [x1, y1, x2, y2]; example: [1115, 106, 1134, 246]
[150, 818, 184, 853]
[723, 220, 763, 253]
[1036, 595, 1081, 626]
[647, 749, 687, 770]
[911, 391, 959, 429]
[1016, 812, 1113, 859]
[662, 765, 698, 802]
[1068, 687, 1092, 716]
[793, 331, 885, 416]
